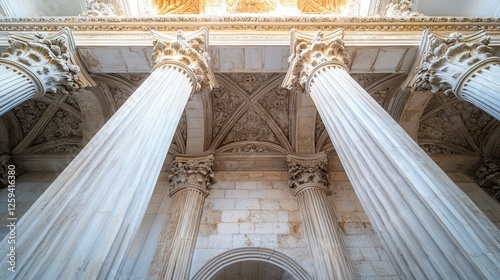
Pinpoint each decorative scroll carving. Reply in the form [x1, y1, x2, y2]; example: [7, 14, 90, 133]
[79, 0, 124, 17]
[231, 143, 270, 153]
[259, 87, 290, 137]
[1, 28, 94, 95]
[409, 30, 494, 95]
[169, 154, 215, 195]
[298, 0, 347, 14]
[453, 101, 492, 141]
[418, 110, 468, 150]
[287, 152, 329, 194]
[385, 0, 423, 17]
[151, 28, 217, 94]
[212, 85, 243, 139]
[226, 0, 277, 13]
[282, 29, 350, 94]
[476, 158, 500, 201]
[222, 108, 281, 145]
[419, 144, 458, 155]
[153, 0, 204, 14]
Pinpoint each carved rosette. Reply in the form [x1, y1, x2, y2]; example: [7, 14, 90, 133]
[0, 28, 95, 96]
[408, 30, 495, 96]
[476, 158, 500, 201]
[287, 152, 329, 196]
[151, 28, 217, 94]
[169, 153, 215, 197]
[282, 29, 350, 94]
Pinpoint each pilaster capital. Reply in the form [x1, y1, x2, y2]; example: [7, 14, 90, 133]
[169, 153, 215, 197]
[0, 28, 96, 97]
[287, 152, 330, 196]
[151, 28, 218, 95]
[282, 29, 350, 94]
[404, 29, 496, 96]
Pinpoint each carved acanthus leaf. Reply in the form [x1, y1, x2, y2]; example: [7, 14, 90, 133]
[1, 28, 87, 95]
[212, 85, 243, 139]
[411, 30, 493, 95]
[283, 29, 350, 94]
[221, 108, 280, 146]
[231, 144, 270, 153]
[12, 100, 48, 136]
[33, 109, 82, 145]
[259, 87, 290, 137]
[287, 153, 329, 190]
[169, 154, 215, 195]
[151, 29, 217, 94]
[385, 0, 423, 17]
[476, 158, 500, 201]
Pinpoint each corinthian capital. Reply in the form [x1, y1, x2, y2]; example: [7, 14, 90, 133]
[0, 28, 95, 96]
[282, 29, 350, 94]
[151, 28, 218, 94]
[405, 30, 495, 95]
[169, 153, 215, 196]
[287, 152, 329, 196]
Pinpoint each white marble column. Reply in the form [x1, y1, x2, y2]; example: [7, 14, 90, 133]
[149, 154, 214, 280]
[0, 28, 94, 116]
[287, 152, 356, 280]
[0, 28, 217, 280]
[283, 29, 500, 279]
[406, 29, 500, 120]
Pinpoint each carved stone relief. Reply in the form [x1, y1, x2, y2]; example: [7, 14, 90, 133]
[230, 144, 270, 153]
[418, 110, 469, 152]
[65, 94, 81, 112]
[258, 87, 290, 138]
[12, 100, 49, 136]
[80, 0, 124, 17]
[178, 111, 187, 145]
[287, 153, 329, 191]
[221, 108, 280, 146]
[33, 109, 82, 145]
[110, 85, 132, 109]
[227, 73, 274, 93]
[476, 158, 500, 201]
[169, 154, 215, 194]
[211, 85, 244, 139]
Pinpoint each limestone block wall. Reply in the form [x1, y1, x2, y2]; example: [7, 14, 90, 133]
[189, 171, 312, 278]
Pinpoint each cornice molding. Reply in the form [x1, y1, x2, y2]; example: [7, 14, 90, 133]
[0, 16, 498, 33]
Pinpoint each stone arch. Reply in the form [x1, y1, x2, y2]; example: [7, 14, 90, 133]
[192, 247, 311, 280]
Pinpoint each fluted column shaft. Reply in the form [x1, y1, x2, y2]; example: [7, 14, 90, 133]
[309, 64, 500, 279]
[0, 28, 94, 116]
[0, 63, 40, 115]
[152, 154, 214, 280]
[287, 153, 356, 280]
[284, 29, 500, 279]
[0, 29, 216, 280]
[455, 59, 500, 120]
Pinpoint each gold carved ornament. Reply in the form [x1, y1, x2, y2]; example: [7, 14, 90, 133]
[298, 0, 347, 14]
[153, 0, 204, 14]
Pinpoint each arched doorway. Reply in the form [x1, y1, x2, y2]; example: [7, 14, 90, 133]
[192, 247, 311, 280]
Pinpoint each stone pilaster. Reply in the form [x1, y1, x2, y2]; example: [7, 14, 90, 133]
[405, 29, 500, 120]
[283, 29, 500, 279]
[149, 154, 214, 280]
[287, 152, 356, 280]
[476, 157, 500, 201]
[0, 28, 95, 116]
[0, 28, 216, 280]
